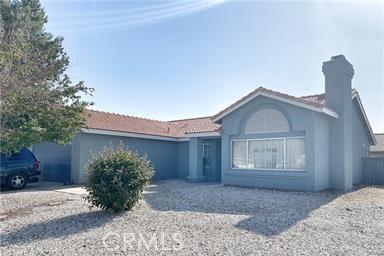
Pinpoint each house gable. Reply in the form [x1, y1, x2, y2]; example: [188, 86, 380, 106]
[220, 94, 321, 137]
[219, 94, 317, 191]
[212, 87, 339, 123]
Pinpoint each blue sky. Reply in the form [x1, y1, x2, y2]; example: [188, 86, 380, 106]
[42, 0, 383, 132]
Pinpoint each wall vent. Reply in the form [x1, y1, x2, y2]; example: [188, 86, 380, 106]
[244, 108, 289, 134]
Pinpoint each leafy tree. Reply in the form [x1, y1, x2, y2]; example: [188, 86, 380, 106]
[0, 0, 93, 154]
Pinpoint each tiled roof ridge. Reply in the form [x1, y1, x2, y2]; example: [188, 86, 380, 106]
[168, 116, 212, 122]
[86, 108, 173, 125]
[259, 87, 324, 107]
[301, 92, 325, 98]
[301, 88, 357, 99]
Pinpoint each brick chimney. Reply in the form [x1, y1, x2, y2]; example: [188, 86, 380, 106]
[322, 55, 354, 191]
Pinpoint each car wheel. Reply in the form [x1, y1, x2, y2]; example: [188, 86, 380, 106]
[8, 173, 27, 189]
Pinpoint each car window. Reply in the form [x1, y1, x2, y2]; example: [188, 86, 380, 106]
[8, 152, 23, 160]
[0, 153, 8, 164]
[8, 148, 35, 161]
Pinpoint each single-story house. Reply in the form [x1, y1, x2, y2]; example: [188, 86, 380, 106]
[33, 55, 376, 191]
[370, 134, 384, 158]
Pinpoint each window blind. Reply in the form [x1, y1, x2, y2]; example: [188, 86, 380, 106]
[244, 108, 289, 134]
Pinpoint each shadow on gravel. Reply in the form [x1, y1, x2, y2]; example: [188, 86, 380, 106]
[0, 211, 117, 246]
[145, 180, 341, 236]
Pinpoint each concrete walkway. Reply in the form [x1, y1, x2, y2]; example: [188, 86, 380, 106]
[54, 187, 87, 195]
[27, 181, 87, 195]
[25, 181, 159, 196]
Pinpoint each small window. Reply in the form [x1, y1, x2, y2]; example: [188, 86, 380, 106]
[244, 108, 289, 134]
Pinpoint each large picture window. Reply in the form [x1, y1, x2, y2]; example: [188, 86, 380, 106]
[231, 137, 306, 170]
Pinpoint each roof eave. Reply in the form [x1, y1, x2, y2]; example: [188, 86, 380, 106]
[352, 94, 377, 145]
[185, 131, 222, 138]
[81, 128, 182, 142]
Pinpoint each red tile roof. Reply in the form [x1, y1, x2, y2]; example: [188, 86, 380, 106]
[84, 109, 184, 138]
[84, 110, 220, 138]
[84, 88, 332, 138]
[301, 93, 326, 105]
[170, 117, 221, 134]
[85, 88, 373, 141]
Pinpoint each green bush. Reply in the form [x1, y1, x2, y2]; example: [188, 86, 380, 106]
[85, 145, 154, 212]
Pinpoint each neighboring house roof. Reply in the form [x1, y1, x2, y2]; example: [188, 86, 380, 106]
[371, 134, 384, 153]
[211, 87, 339, 122]
[83, 87, 375, 142]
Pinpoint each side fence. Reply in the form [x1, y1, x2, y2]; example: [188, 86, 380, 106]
[362, 157, 384, 185]
[32, 143, 72, 183]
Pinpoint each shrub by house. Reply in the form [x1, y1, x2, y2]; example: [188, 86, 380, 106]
[85, 145, 154, 212]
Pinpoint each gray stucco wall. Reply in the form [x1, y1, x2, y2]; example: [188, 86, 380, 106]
[71, 133, 178, 183]
[314, 114, 330, 191]
[71, 134, 81, 184]
[220, 95, 330, 192]
[351, 98, 372, 184]
[188, 137, 204, 182]
[32, 143, 72, 182]
[177, 141, 189, 179]
[214, 138, 222, 182]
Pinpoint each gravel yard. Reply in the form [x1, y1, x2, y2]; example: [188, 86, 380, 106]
[1, 180, 384, 256]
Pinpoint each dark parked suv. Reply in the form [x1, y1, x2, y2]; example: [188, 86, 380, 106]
[0, 148, 41, 189]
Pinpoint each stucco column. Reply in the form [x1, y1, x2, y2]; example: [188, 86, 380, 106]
[187, 137, 204, 182]
[70, 133, 81, 184]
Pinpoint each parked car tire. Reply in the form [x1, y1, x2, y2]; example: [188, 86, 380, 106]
[7, 172, 27, 189]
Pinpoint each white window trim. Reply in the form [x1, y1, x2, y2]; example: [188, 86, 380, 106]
[231, 136, 306, 171]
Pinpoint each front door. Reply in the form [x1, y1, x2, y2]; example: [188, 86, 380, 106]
[203, 143, 212, 179]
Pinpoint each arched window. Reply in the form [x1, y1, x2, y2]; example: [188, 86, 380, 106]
[244, 107, 289, 134]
